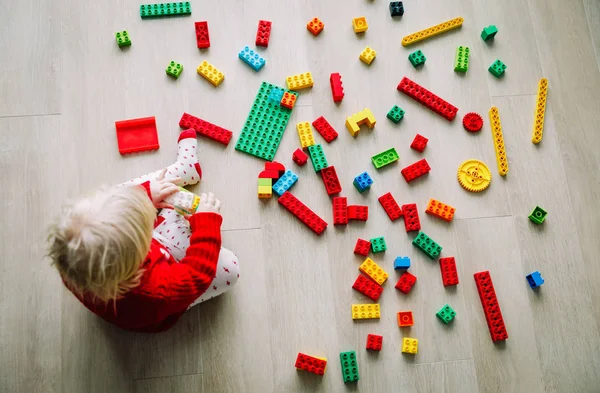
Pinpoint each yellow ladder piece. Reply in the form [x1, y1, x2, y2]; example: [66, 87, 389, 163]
[489, 107, 508, 176]
[532, 78, 548, 144]
[401, 17, 464, 47]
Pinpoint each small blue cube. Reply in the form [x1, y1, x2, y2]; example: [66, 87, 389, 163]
[394, 256, 410, 270]
[353, 172, 373, 193]
[268, 87, 284, 103]
[526, 271, 544, 288]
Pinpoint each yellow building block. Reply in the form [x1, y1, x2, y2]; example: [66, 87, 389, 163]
[359, 257, 388, 285]
[352, 304, 381, 320]
[286, 72, 314, 90]
[352, 16, 368, 33]
[359, 47, 376, 65]
[532, 78, 548, 144]
[345, 108, 376, 137]
[258, 186, 272, 199]
[296, 122, 315, 149]
[402, 337, 418, 354]
[425, 199, 456, 222]
[196, 60, 224, 86]
[401, 17, 464, 47]
[489, 107, 508, 176]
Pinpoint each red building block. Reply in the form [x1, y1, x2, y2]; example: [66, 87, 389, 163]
[292, 148, 308, 166]
[395, 271, 417, 294]
[397, 311, 414, 327]
[194, 21, 210, 48]
[401, 158, 431, 183]
[474, 271, 508, 342]
[332, 196, 348, 225]
[295, 353, 327, 376]
[179, 112, 232, 146]
[255, 20, 272, 47]
[329, 72, 344, 103]
[352, 274, 383, 301]
[440, 257, 459, 286]
[348, 205, 368, 221]
[401, 203, 421, 232]
[410, 134, 429, 152]
[278, 191, 327, 235]
[312, 116, 338, 143]
[378, 192, 403, 221]
[265, 161, 285, 178]
[258, 170, 279, 179]
[320, 166, 342, 195]
[366, 334, 383, 351]
[280, 92, 297, 109]
[354, 238, 371, 256]
[115, 116, 159, 155]
[397, 76, 458, 121]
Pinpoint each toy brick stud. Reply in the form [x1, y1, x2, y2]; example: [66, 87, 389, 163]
[528, 206, 547, 224]
[307, 17, 324, 36]
[526, 271, 544, 288]
[366, 334, 383, 351]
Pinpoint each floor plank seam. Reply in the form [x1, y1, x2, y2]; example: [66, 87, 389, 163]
[132, 372, 204, 381]
[222, 227, 261, 232]
[490, 93, 537, 98]
[454, 214, 512, 221]
[413, 358, 473, 366]
[0, 112, 61, 119]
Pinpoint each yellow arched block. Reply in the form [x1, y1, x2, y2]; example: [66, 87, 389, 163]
[345, 108, 376, 137]
[402, 17, 464, 47]
[532, 78, 548, 144]
[489, 107, 508, 176]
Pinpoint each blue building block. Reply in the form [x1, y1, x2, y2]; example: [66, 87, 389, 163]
[272, 170, 298, 196]
[268, 87, 284, 103]
[394, 256, 410, 270]
[238, 46, 266, 72]
[526, 271, 544, 288]
[353, 172, 373, 192]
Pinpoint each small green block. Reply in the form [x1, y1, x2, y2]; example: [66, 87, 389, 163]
[307, 144, 328, 172]
[528, 206, 547, 224]
[408, 50, 426, 68]
[454, 46, 469, 72]
[166, 61, 183, 78]
[340, 351, 359, 383]
[258, 178, 272, 187]
[481, 25, 498, 41]
[488, 59, 506, 78]
[370, 237, 387, 253]
[140, 2, 191, 18]
[371, 147, 399, 169]
[116, 31, 131, 47]
[387, 105, 405, 123]
[436, 304, 456, 324]
[412, 231, 442, 259]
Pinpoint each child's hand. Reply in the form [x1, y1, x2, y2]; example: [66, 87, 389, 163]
[196, 192, 221, 214]
[149, 169, 181, 209]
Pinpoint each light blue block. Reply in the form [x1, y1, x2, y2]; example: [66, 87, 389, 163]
[394, 256, 410, 270]
[353, 172, 373, 193]
[238, 46, 266, 72]
[268, 87, 284, 103]
[526, 271, 544, 288]
[272, 170, 298, 196]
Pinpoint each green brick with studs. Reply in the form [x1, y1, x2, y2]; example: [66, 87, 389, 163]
[408, 50, 426, 67]
[166, 61, 183, 78]
[115, 31, 131, 47]
[436, 304, 456, 324]
[140, 2, 191, 18]
[370, 237, 387, 253]
[339, 351, 359, 383]
[387, 105, 405, 123]
[488, 59, 507, 78]
[528, 206, 547, 224]
[454, 46, 469, 72]
[371, 147, 399, 169]
[308, 144, 328, 172]
[412, 231, 442, 259]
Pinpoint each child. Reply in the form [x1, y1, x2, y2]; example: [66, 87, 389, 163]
[47, 130, 240, 332]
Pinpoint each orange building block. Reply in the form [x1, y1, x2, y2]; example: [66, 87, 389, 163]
[280, 92, 297, 109]
[425, 199, 456, 222]
[307, 17, 324, 36]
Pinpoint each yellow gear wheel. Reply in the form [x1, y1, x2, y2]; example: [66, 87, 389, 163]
[457, 159, 492, 192]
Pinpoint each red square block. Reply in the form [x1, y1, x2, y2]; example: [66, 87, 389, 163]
[410, 133, 429, 152]
[440, 257, 459, 286]
[397, 311, 414, 327]
[354, 238, 371, 256]
[348, 205, 368, 221]
[395, 271, 417, 294]
[401, 203, 421, 232]
[352, 274, 383, 301]
[332, 196, 348, 225]
[378, 192, 403, 221]
[320, 166, 342, 195]
[366, 334, 383, 351]
[292, 148, 308, 166]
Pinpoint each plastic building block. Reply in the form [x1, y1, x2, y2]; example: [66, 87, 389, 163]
[402, 338, 418, 354]
[401, 203, 421, 232]
[115, 31, 131, 47]
[473, 271, 508, 341]
[265, 161, 285, 177]
[166, 61, 183, 79]
[320, 166, 342, 195]
[378, 192, 403, 221]
[359, 47, 376, 65]
[412, 231, 442, 259]
[436, 304, 456, 324]
[426, 199, 455, 222]
[292, 148, 308, 166]
[352, 274, 383, 301]
[312, 116, 338, 143]
[348, 205, 368, 221]
[351, 304, 380, 320]
[394, 257, 410, 270]
[370, 237, 387, 253]
[489, 107, 508, 176]
[528, 206, 547, 224]
[389, 2, 404, 17]
[194, 21, 209, 48]
[196, 60, 224, 86]
[179, 113, 232, 146]
[235, 82, 294, 161]
[346, 108, 376, 137]
[140, 2, 191, 18]
[308, 144, 328, 172]
[115, 117, 159, 155]
[397, 311, 413, 327]
[397, 77, 458, 121]
[255, 20, 272, 47]
[401, 159, 431, 183]
[296, 122, 315, 149]
[439, 257, 459, 286]
[280, 92, 297, 109]
[402, 16, 463, 46]
[238, 46, 266, 72]
[268, 87, 285, 103]
[408, 50, 426, 67]
[387, 105, 405, 123]
[488, 59, 507, 78]
[352, 17, 368, 33]
[481, 25, 498, 41]
[340, 351, 359, 382]
[526, 271, 544, 288]
[258, 186, 272, 199]
[272, 170, 298, 196]
[258, 178, 272, 187]
[286, 72, 314, 90]
[329, 73, 344, 103]
[454, 46, 470, 72]
[165, 188, 201, 215]
[366, 334, 383, 351]
[258, 170, 279, 179]
[532, 78, 548, 144]
[353, 172, 373, 192]
[333, 197, 348, 225]
[295, 353, 327, 376]
[410, 134, 428, 152]
[277, 191, 328, 235]
[395, 271, 416, 294]
[307, 17, 324, 36]
[359, 258, 389, 285]
[372, 148, 399, 169]
[354, 238, 371, 256]
[463, 112, 483, 132]
[457, 159, 492, 192]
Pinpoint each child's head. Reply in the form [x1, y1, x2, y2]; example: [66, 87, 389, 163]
[48, 185, 156, 302]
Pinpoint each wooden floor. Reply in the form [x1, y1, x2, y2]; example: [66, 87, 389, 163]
[2, 0, 600, 392]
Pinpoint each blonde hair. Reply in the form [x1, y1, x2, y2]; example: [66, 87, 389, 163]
[48, 185, 156, 303]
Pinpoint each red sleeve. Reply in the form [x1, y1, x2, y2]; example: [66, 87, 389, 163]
[139, 181, 152, 199]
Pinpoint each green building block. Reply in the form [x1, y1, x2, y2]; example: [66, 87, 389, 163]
[412, 231, 442, 259]
[408, 50, 426, 68]
[488, 59, 506, 78]
[436, 304, 456, 324]
[371, 148, 399, 169]
[235, 82, 294, 161]
[454, 46, 469, 72]
[307, 144, 328, 172]
[166, 61, 183, 78]
[257, 178, 272, 187]
[370, 237, 387, 253]
[140, 2, 191, 18]
[340, 351, 359, 383]
[387, 105, 405, 123]
[528, 206, 547, 224]
[481, 25, 498, 41]
[115, 31, 131, 47]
